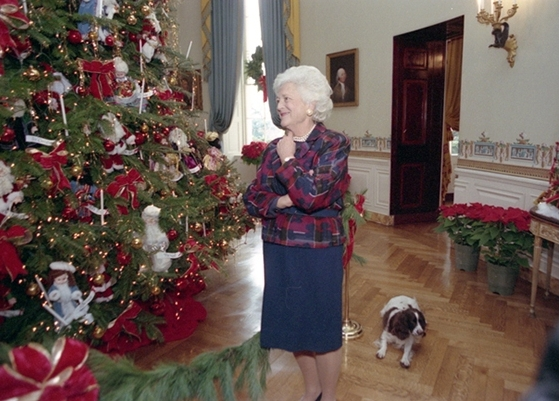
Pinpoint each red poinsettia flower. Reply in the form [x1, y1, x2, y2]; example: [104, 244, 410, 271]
[436, 203, 533, 269]
[241, 141, 267, 166]
[0, 337, 99, 401]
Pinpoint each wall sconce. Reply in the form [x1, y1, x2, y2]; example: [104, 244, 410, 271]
[476, 1, 519, 67]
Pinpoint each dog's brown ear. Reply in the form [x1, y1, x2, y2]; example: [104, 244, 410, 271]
[389, 312, 411, 340]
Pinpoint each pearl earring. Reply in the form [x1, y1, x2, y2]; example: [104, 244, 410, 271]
[306, 109, 313, 116]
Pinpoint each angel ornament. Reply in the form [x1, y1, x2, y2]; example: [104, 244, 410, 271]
[0, 160, 27, 222]
[142, 205, 182, 273]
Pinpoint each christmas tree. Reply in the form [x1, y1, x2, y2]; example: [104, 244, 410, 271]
[0, 0, 254, 351]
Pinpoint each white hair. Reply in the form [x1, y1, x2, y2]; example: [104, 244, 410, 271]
[273, 65, 333, 122]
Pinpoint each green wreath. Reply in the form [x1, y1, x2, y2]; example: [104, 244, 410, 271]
[245, 46, 264, 91]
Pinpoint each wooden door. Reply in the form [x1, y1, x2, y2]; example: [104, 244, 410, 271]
[390, 23, 446, 224]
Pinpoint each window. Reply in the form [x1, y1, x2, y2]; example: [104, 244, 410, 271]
[450, 128, 459, 156]
[244, 0, 283, 143]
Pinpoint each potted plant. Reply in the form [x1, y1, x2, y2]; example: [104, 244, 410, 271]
[241, 141, 267, 166]
[436, 203, 485, 271]
[470, 205, 533, 295]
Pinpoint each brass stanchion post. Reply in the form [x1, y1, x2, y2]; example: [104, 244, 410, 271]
[342, 262, 362, 340]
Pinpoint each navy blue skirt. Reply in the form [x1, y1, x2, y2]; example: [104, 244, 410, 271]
[260, 242, 343, 353]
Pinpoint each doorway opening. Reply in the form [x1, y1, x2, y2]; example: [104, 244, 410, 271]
[390, 16, 464, 224]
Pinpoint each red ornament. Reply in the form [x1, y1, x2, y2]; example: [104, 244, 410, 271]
[128, 32, 139, 42]
[74, 85, 89, 97]
[116, 252, 131, 265]
[0, 126, 16, 143]
[134, 132, 147, 145]
[67, 30, 83, 45]
[104, 35, 115, 47]
[32, 90, 50, 107]
[103, 139, 116, 152]
[167, 228, 178, 241]
[153, 132, 163, 143]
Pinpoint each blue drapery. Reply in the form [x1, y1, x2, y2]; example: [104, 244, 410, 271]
[208, 0, 244, 133]
[259, 0, 299, 127]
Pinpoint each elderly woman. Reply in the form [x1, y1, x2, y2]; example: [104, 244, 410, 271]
[243, 65, 350, 401]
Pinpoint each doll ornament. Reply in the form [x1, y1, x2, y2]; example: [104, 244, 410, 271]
[46, 261, 94, 327]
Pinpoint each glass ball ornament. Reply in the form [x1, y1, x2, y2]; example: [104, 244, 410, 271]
[127, 14, 137, 25]
[67, 29, 83, 44]
[75, 85, 89, 97]
[71, 165, 83, 177]
[0, 126, 16, 143]
[131, 237, 143, 249]
[167, 228, 179, 241]
[92, 326, 106, 339]
[41, 178, 54, 191]
[116, 252, 132, 265]
[141, 5, 151, 15]
[92, 273, 105, 286]
[104, 35, 115, 47]
[26, 282, 40, 296]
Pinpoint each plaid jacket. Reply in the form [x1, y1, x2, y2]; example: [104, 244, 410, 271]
[243, 123, 350, 248]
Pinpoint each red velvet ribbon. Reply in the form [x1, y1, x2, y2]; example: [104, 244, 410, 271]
[80, 59, 115, 99]
[0, 0, 30, 49]
[0, 337, 99, 400]
[26, 141, 71, 193]
[0, 0, 30, 75]
[257, 75, 267, 102]
[204, 174, 232, 200]
[106, 169, 144, 211]
[0, 225, 27, 281]
[101, 301, 143, 351]
[342, 194, 365, 269]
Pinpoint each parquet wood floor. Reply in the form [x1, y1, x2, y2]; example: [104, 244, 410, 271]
[132, 222, 559, 400]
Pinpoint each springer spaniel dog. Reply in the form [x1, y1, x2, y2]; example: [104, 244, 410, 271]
[375, 295, 427, 368]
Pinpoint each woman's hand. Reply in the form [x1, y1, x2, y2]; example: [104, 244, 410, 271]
[276, 194, 293, 209]
[277, 131, 296, 162]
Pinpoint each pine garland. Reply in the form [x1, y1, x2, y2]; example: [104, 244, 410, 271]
[87, 333, 270, 401]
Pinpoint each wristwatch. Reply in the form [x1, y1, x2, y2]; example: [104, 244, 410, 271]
[283, 157, 294, 163]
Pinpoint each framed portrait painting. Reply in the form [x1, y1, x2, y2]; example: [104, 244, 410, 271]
[326, 48, 358, 107]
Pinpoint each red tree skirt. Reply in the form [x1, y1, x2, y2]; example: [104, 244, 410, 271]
[96, 294, 207, 355]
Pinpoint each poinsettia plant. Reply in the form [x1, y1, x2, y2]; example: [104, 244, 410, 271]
[241, 141, 267, 166]
[437, 203, 534, 270]
[471, 204, 533, 270]
[435, 203, 485, 247]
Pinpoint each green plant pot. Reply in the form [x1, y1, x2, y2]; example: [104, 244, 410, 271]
[454, 243, 480, 272]
[486, 262, 519, 296]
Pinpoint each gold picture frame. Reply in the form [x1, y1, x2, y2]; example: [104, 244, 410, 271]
[326, 48, 359, 107]
[179, 69, 203, 111]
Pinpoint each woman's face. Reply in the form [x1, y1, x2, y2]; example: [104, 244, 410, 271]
[276, 82, 310, 132]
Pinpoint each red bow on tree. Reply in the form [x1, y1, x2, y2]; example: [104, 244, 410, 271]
[101, 301, 144, 353]
[0, 0, 30, 75]
[79, 59, 115, 99]
[257, 75, 267, 102]
[0, 337, 99, 400]
[342, 193, 365, 269]
[106, 168, 144, 214]
[0, 225, 28, 281]
[204, 174, 233, 201]
[26, 141, 71, 194]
